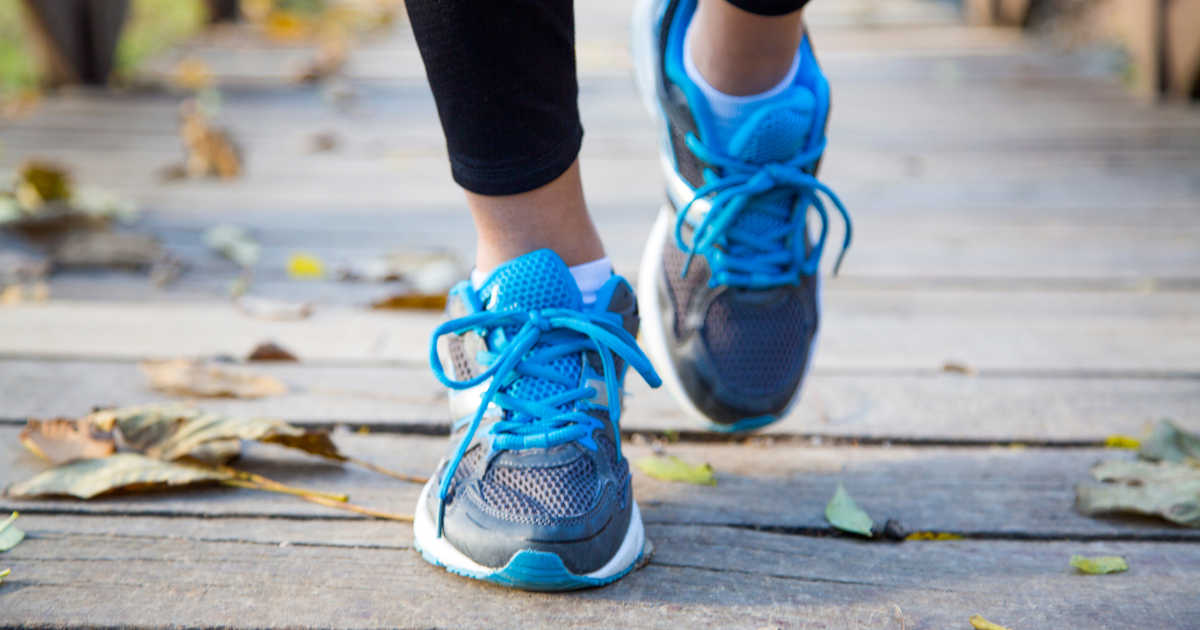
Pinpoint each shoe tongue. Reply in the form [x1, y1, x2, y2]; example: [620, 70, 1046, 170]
[716, 90, 817, 240]
[479, 249, 583, 313]
[725, 89, 816, 165]
[478, 249, 584, 419]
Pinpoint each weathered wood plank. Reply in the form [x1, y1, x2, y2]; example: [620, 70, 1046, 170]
[0, 518, 1195, 629]
[0, 429, 1192, 539]
[3, 291, 1196, 370]
[3, 359, 1197, 442]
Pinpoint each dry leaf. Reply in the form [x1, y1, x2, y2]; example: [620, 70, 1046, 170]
[247, 342, 299, 362]
[235, 295, 313, 320]
[825, 482, 874, 537]
[307, 131, 340, 153]
[1070, 555, 1128, 575]
[139, 359, 288, 398]
[203, 222, 260, 267]
[5, 453, 232, 499]
[88, 404, 345, 462]
[171, 55, 214, 91]
[19, 161, 72, 204]
[0, 282, 48, 305]
[968, 615, 1012, 630]
[1076, 460, 1200, 528]
[20, 419, 115, 465]
[905, 531, 963, 541]
[942, 361, 977, 376]
[53, 232, 163, 269]
[180, 100, 242, 180]
[634, 455, 716, 486]
[371, 293, 447, 310]
[1139, 419, 1200, 464]
[1105, 435, 1140, 450]
[0, 567, 9, 584]
[0, 512, 24, 552]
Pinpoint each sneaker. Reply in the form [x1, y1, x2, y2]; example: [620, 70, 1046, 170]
[631, 0, 851, 432]
[414, 249, 661, 591]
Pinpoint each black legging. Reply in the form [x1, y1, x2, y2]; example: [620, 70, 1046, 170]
[406, 0, 811, 196]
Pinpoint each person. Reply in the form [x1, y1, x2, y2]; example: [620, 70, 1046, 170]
[406, 0, 850, 591]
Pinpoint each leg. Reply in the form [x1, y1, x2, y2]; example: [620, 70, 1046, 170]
[406, 0, 604, 273]
[688, 0, 806, 96]
[406, 0, 660, 592]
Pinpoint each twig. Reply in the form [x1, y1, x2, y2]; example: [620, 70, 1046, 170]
[300, 494, 415, 522]
[346, 456, 429, 484]
[218, 466, 348, 502]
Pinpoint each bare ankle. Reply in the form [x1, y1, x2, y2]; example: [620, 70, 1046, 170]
[688, 0, 804, 96]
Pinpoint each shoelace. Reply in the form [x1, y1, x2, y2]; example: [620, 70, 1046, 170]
[675, 132, 852, 289]
[429, 289, 661, 537]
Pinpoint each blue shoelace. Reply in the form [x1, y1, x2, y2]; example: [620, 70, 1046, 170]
[675, 132, 852, 289]
[429, 286, 661, 536]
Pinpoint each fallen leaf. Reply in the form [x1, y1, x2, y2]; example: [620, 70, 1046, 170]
[6, 453, 231, 499]
[1139, 419, 1200, 464]
[968, 614, 1012, 630]
[0, 567, 9, 584]
[1076, 460, 1200, 527]
[1070, 555, 1128, 574]
[371, 293, 447, 310]
[0, 282, 48, 305]
[306, 130, 340, 153]
[235, 295, 313, 320]
[88, 404, 345, 462]
[0, 512, 24, 551]
[286, 252, 325, 280]
[634, 455, 716, 486]
[171, 55, 214, 91]
[247, 342, 299, 362]
[905, 531, 963, 541]
[942, 361, 977, 376]
[20, 419, 115, 465]
[203, 222, 259, 267]
[335, 250, 463, 284]
[139, 359, 288, 399]
[1105, 435, 1140, 450]
[180, 100, 242, 180]
[19, 161, 72, 204]
[825, 482, 874, 537]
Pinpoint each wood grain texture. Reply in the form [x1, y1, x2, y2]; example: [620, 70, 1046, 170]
[0, 519, 1196, 629]
[1, 429, 1193, 539]
[3, 359, 1197, 442]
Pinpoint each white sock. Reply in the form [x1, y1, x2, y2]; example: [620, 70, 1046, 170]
[683, 25, 801, 141]
[470, 257, 612, 306]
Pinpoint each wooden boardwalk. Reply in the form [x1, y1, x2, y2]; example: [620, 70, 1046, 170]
[2, 0, 1199, 627]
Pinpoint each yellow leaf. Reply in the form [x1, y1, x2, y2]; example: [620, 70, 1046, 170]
[287, 252, 325, 280]
[1071, 555, 1128, 575]
[905, 531, 963, 541]
[171, 56, 213, 92]
[139, 359, 288, 399]
[0, 567, 9, 584]
[1105, 435, 1140, 449]
[20, 419, 115, 465]
[969, 615, 1013, 630]
[634, 455, 716, 486]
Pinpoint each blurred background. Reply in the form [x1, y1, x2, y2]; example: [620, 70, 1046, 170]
[0, 0, 1197, 308]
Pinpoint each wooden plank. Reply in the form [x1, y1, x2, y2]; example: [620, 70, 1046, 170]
[0, 518, 1196, 628]
[3, 290, 1196, 370]
[1, 428, 1193, 539]
[3, 359, 1198, 443]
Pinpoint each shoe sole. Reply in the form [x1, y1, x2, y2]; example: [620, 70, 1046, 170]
[631, 0, 821, 433]
[413, 476, 648, 592]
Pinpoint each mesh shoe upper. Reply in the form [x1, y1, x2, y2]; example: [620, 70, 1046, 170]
[426, 249, 658, 574]
[642, 0, 849, 428]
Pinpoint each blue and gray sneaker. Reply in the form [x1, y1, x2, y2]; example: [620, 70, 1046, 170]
[631, 0, 851, 432]
[414, 249, 661, 591]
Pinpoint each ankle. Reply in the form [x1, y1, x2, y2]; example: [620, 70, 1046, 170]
[687, 0, 804, 96]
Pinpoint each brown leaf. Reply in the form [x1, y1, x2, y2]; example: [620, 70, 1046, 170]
[139, 359, 287, 399]
[53, 232, 163, 269]
[87, 404, 345, 462]
[371, 293, 447, 310]
[247, 342, 299, 362]
[20, 419, 115, 465]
